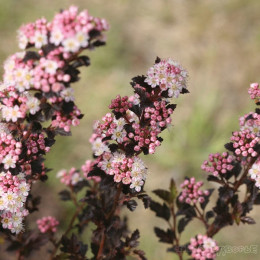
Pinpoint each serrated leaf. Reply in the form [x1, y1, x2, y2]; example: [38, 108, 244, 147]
[137, 194, 151, 208]
[207, 175, 223, 184]
[124, 200, 138, 211]
[153, 189, 172, 203]
[224, 142, 235, 152]
[150, 200, 171, 221]
[154, 227, 175, 244]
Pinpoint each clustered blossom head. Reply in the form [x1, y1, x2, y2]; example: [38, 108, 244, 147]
[26, 133, 50, 155]
[248, 83, 260, 103]
[231, 130, 258, 159]
[56, 167, 82, 186]
[86, 58, 188, 191]
[97, 152, 147, 192]
[249, 160, 260, 188]
[18, 5, 108, 52]
[109, 95, 132, 115]
[0, 132, 22, 170]
[0, 172, 29, 234]
[188, 235, 219, 260]
[201, 152, 234, 176]
[239, 112, 260, 136]
[179, 177, 209, 204]
[2, 6, 108, 133]
[37, 216, 59, 233]
[145, 58, 188, 98]
[0, 6, 108, 233]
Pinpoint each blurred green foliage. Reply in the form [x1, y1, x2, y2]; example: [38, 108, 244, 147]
[0, 0, 259, 259]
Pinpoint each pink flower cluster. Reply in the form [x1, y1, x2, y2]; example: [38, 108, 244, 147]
[85, 58, 188, 190]
[248, 83, 260, 102]
[26, 133, 50, 155]
[98, 152, 147, 192]
[0, 86, 40, 122]
[179, 178, 209, 204]
[51, 107, 81, 132]
[37, 216, 59, 233]
[145, 100, 173, 127]
[0, 172, 30, 234]
[239, 112, 260, 136]
[18, 5, 108, 52]
[188, 235, 219, 260]
[231, 130, 259, 158]
[0, 132, 22, 170]
[109, 95, 132, 114]
[56, 167, 83, 186]
[1, 6, 108, 133]
[0, 6, 108, 233]
[201, 152, 234, 176]
[145, 58, 188, 98]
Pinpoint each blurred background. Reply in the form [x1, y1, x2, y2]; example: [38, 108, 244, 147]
[0, 0, 260, 259]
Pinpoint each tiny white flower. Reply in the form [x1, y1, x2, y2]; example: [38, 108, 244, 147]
[16, 81, 26, 92]
[50, 29, 64, 46]
[145, 76, 159, 88]
[34, 31, 47, 48]
[203, 237, 216, 249]
[60, 88, 75, 102]
[4, 57, 15, 71]
[18, 34, 28, 49]
[255, 177, 260, 188]
[130, 177, 144, 192]
[44, 60, 59, 75]
[3, 191, 17, 205]
[249, 163, 260, 180]
[1, 216, 10, 229]
[76, 32, 89, 48]
[92, 138, 110, 156]
[15, 195, 25, 208]
[19, 182, 30, 197]
[14, 68, 25, 82]
[2, 105, 22, 122]
[57, 169, 67, 178]
[3, 73, 15, 85]
[114, 118, 126, 130]
[2, 155, 17, 169]
[112, 152, 125, 163]
[71, 172, 83, 185]
[11, 213, 23, 228]
[100, 159, 112, 172]
[0, 197, 5, 210]
[111, 128, 126, 143]
[27, 96, 40, 115]
[62, 37, 80, 53]
[11, 221, 24, 234]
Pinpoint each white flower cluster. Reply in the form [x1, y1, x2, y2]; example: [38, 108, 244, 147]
[145, 58, 188, 98]
[0, 172, 30, 234]
[98, 152, 147, 192]
[1, 87, 41, 122]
